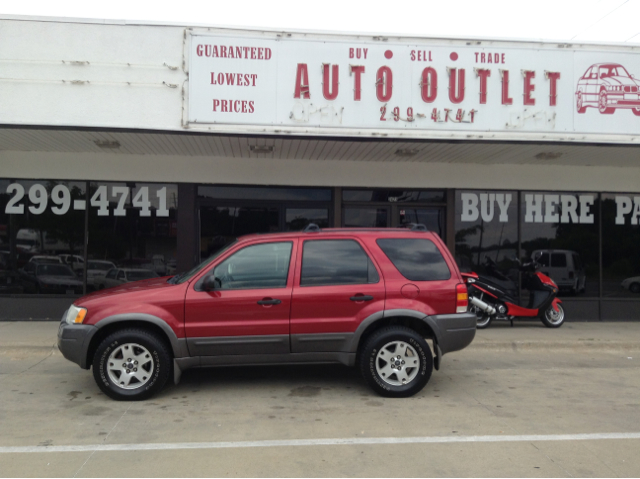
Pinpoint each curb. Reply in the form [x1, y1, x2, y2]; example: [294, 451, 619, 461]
[468, 340, 640, 352]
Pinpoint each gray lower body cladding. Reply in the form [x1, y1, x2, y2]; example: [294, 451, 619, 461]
[58, 312, 476, 379]
[427, 312, 477, 355]
[57, 321, 99, 369]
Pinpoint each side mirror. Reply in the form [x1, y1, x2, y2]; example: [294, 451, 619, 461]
[202, 275, 221, 291]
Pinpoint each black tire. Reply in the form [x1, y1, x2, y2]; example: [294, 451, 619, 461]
[92, 328, 172, 401]
[470, 301, 492, 329]
[359, 326, 433, 398]
[541, 303, 565, 328]
[629, 282, 640, 294]
[475, 313, 493, 329]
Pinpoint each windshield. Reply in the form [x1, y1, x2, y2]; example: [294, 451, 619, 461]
[600, 65, 630, 78]
[127, 270, 158, 281]
[171, 240, 238, 284]
[88, 261, 114, 271]
[36, 264, 76, 277]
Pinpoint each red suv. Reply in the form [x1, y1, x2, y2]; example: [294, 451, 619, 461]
[58, 225, 476, 400]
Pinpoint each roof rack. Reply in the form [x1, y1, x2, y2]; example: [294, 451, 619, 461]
[401, 223, 428, 232]
[303, 223, 321, 233]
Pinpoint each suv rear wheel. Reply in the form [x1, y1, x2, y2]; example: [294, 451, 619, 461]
[92, 328, 171, 401]
[359, 326, 433, 398]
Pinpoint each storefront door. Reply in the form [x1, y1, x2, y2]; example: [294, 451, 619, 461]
[397, 207, 444, 238]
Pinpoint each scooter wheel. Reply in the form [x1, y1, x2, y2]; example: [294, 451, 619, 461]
[541, 304, 565, 328]
[471, 305, 492, 329]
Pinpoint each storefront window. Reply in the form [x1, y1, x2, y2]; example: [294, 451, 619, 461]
[344, 207, 388, 227]
[199, 186, 331, 202]
[455, 191, 518, 282]
[87, 182, 177, 291]
[200, 206, 278, 260]
[602, 193, 640, 298]
[343, 189, 445, 203]
[0, 179, 86, 295]
[520, 192, 599, 297]
[285, 208, 329, 231]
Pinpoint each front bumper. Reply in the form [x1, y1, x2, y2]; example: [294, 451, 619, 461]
[57, 319, 98, 369]
[428, 312, 477, 355]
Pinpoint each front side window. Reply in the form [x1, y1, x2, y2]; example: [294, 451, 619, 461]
[211, 242, 292, 290]
[376, 238, 451, 281]
[300, 240, 379, 286]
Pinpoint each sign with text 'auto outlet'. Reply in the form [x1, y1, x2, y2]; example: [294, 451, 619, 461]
[187, 31, 640, 140]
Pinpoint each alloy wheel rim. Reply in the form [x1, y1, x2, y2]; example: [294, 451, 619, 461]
[545, 305, 564, 325]
[375, 340, 420, 386]
[107, 343, 155, 390]
[471, 305, 490, 327]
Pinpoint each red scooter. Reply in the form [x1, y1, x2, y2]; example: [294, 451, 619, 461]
[462, 256, 564, 329]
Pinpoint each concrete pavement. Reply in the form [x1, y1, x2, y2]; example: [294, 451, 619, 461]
[1, 320, 640, 477]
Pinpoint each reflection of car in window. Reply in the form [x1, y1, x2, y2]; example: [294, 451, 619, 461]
[96, 267, 159, 289]
[532, 249, 586, 295]
[621, 276, 640, 294]
[19, 262, 83, 294]
[575, 63, 640, 116]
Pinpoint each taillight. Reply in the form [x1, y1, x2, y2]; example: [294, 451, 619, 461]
[456, 283, 468, 313]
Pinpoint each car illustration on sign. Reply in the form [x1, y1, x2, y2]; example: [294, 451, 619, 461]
[576, 63, 640, 115]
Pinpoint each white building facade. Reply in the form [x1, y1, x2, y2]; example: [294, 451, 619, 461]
[2, 16, 640, 320]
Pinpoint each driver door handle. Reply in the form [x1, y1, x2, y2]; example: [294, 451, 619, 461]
[350, 295, 374, 302]
[257, 298, 281, 305]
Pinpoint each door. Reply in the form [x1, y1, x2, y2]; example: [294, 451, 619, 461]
[184, 240, 296, 356]
[343, 207, 390, 227]
[199, 205, 280, 261]
[397, 207, 444, 238]
[290, 238, 385, 353]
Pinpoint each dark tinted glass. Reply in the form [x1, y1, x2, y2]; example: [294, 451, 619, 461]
[343, 208, 388, 227]
[213, 242, 292, 290]
[301, 240, 379, 286]
[127, 270, 158, 281]
[521, 192, 598, 297]
[0, 179, 87, 295]
[199, 186, 331, 201]
[399, 208, 443, 237]
[454, 191, 519, 290]
[87, 182, 177, 291]
[286, 208, 329, 231]
[376, 238, 451, 281]
[343, 189, 445, 203]
[200, 206, 278, 260]
[602, 193, 640, 297]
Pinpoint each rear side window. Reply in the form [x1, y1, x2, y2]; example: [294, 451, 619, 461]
[551, 253, 567, 268]
[538, 253, 550, 267]
[376, 238, 450, 281]
[301, 240, 379, 286]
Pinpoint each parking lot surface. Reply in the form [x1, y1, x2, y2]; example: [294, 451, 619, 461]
[1, 321, 640, 477]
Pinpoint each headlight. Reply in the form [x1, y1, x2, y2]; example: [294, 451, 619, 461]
[65, 305, 87, 324]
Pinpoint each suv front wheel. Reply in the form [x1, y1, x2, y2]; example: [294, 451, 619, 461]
[359, 326, 433, 398]
[92, 328, 172, 401]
